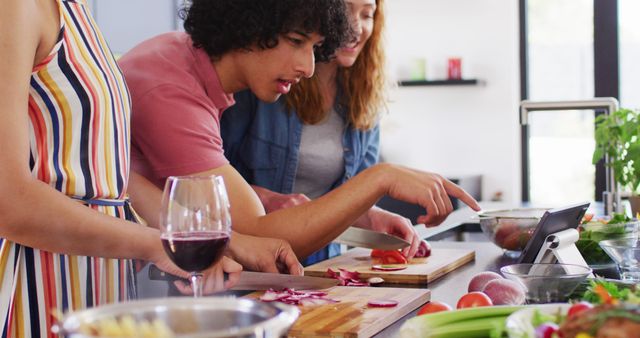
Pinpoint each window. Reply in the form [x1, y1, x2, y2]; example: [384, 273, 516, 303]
[524, 0, 596, 205]
[527, 110, 596, 204]
[619, 0, 640, 110]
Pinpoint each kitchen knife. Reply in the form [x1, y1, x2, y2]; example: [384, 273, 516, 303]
[334, 227, 411, 250]
[148, 265, 339, 290]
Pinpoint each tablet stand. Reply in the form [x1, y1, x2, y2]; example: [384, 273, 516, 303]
[532, 228, 594, 277]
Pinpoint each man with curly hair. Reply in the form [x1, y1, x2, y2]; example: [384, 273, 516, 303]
[120, 0, 352, 278]
[120, 0, 480, 269]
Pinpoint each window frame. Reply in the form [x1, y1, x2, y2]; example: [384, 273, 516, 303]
[519, 0, 619, 202]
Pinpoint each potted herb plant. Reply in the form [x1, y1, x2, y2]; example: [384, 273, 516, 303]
[593, 108, 640, 216]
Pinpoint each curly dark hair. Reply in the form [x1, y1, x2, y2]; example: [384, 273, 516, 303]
[181, 0, 353, 62]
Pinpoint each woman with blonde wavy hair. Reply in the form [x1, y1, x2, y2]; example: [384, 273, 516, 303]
[220, 0, 432, 265]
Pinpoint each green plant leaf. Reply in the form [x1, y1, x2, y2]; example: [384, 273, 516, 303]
[593, 108, 640, 192]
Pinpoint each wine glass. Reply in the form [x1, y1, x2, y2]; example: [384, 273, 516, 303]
[160, 175, 231, 297]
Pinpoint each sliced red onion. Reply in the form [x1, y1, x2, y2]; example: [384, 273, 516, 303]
[371, 264, 407, 271]
[259, 288, 340, 306]
[259, 289, 289, 302]
[367, 277, 385, 286]
[414, 240, 432, 258]
[301, 290, 328, 297]
[367, 300, 399, 308]
[338, 268, 361, 280]
[325, 268, 370, 287]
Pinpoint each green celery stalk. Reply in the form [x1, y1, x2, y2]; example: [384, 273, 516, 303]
[426, 316, 507, 338]
[400, 306, 523, 338]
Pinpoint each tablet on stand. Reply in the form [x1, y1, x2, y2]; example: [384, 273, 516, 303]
[518, 202, 594, 277]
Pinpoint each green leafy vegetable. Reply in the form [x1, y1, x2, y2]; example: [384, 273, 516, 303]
[593, 108, 640, 193]
[581, 279, 638, 304]
[607, 213, 632, 224]
[576, 239, 613, 264]
[577, 213, 636, 264]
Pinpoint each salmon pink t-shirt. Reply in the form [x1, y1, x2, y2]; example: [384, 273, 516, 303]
[119, 32, 234, 188]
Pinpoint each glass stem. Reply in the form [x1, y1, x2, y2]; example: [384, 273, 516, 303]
[191, 272, 203, 298]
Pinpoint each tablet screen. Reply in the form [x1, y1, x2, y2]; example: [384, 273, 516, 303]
[517, 202, 590, 263]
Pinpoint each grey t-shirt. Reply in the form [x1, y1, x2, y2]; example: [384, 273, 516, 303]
[293, 108, 346, 199]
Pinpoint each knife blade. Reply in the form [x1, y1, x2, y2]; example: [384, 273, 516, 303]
[148, 265, 339, 290]
[334, 227, 411, 250]
[232, 271, 339, 290]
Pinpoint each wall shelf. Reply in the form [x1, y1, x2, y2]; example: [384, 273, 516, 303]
[398, 79, 482, 87]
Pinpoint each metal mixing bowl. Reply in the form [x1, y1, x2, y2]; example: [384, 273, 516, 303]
[52, 297, 299, 338]
[478, 208, 548, 256]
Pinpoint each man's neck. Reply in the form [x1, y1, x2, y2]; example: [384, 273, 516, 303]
[211, 52, 246, 94]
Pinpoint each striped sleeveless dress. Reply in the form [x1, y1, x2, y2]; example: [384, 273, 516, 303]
[0, 1, 136, 337]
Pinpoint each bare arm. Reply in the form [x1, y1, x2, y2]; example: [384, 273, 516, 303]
[126, 171, 164, 228]
[192, 163, 480, 258]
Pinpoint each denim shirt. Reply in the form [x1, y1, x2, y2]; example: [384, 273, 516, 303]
[221, 89, 380, 265]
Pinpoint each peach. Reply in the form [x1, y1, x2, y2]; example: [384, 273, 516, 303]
[493, 222, 517, 247]
[467, 271, 503, 292]
[482, 279, 526, 305]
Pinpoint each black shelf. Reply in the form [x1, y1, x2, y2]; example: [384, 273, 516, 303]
[398, 79, 481, 87]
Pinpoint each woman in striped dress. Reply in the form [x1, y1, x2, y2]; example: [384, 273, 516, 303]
[0, 1, 244, 337]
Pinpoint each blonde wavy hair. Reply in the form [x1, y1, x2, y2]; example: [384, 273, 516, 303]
[285, 0, 387, 130]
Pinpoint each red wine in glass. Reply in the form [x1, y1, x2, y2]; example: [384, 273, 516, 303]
[160, 175, 232, 297]
[161, 231, 229, 272]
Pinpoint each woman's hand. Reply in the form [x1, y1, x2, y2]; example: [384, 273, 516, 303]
[148, 232, 243, 295]
[172, 257, 243, 295]
[228, 232, 303, 275]
[252, 185, 310, 213]
[354, 206, 421, 258]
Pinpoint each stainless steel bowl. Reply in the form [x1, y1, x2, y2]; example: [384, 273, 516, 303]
[52, 297, 299, 338]
[478, 208, 548, 256]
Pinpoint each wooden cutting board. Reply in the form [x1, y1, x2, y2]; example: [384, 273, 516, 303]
[304, 247, 475, 285]
[246, 286, 430, 338]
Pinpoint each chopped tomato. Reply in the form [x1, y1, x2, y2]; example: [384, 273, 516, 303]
[416, 301, 452, 316]
[535, 323, 559, 338]
[567, 301, 593, 318]
[370, 249, 408, 264]
[456, 292, 493, 309]
[370, 249, 387, 258]
[382, 252, 408, 264]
